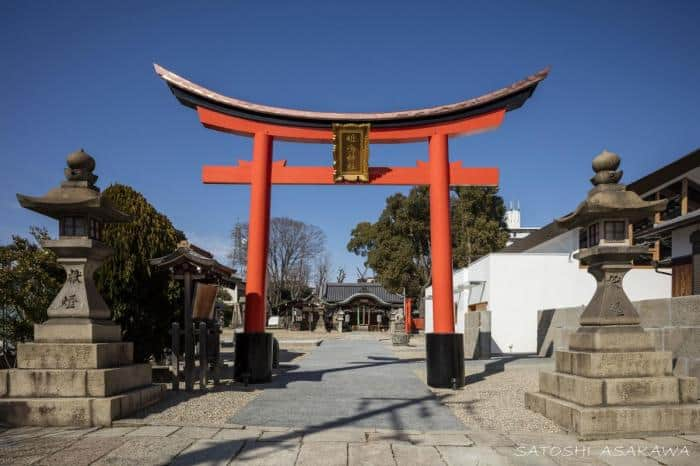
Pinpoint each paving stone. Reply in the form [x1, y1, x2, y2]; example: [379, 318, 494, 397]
[86, 427, 137, 437]
[437, 446, 508, 465]
[392, 444, 444, 465]
[92, 437, 193, 466]
[0, 436, 75, 465]
[170, 439, 244, 466]
[464, 431, 515, 447]
[36, 436, 125, 466]
[170, 426, 220, 439]
[348, 441, 395, 465]
[41, 427, 99, 438]
[595, 450, 662, 466]
[125, 424, 180, 437]
[302, 428, 366, 443]
[407, 432, 473, 446]
[232, 442, 300, 465]
[244, 424, 291, 432]
[213, 428, 261, 441]
[1, 426, 60, 442]
[679, 434, 700, 443]
[643, 436, 697, 448]
[508, 433, 579, 447]
[367, 431, 413, 443]
[495, 447, 558, 465]
[296, 441, 347, 466]
[257, 429, 303, 443]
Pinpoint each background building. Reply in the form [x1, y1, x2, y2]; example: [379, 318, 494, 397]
[320, 282, 404, 331]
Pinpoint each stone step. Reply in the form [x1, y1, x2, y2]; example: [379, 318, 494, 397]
[1, 364, 152, 398]
[17, 342, 133, 369]
[525, 391, 700, 440]
[555, 350, 672, 378]
[0, 384, 165, 427]
[539, 371, 685, 406]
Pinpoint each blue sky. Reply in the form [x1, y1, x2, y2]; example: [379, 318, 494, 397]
[2, 1, 699, 280]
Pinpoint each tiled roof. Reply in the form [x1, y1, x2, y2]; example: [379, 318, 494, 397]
[322, 283, 404, 305]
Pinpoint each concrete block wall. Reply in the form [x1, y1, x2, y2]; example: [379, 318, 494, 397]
[537, 296, 700, 387]
[463, 310, 491, 360]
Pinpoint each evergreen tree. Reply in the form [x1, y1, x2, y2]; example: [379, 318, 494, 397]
[95, 184, 185, 362]
[451, 187, 509, 268]
[0, 227, 63, 358]
[347, 186, 507, 302]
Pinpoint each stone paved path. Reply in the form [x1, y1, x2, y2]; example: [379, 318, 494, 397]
[231, 336, 464, 431]
[2, 424, 699, 465]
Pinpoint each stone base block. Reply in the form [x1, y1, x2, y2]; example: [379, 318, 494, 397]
[392, 333, 410, 346]
[679, 376, 698, 402]
[556, 350, 672, 378]
[17, 342, 133, 369]
[539, 371, 682, 406]
[34, 320, 122, 343]
[569, 326, 654, 352]
[2, 364, 151, 398]
[525, 391, 700, 440]
[539, 371, 604, 406]
[0, 384, 165, 427]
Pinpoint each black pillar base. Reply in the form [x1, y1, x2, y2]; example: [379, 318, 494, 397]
[234, 332, 273, 383]
[426, 333, 465, 388]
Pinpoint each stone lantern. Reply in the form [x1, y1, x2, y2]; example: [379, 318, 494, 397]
[0, 150, 163, 426]
[526, 150, 700, 439]
[16, 149, 130, 342]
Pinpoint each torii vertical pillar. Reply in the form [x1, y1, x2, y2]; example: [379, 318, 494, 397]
[426, 134, 465, 388]
[234, 133, 274, 383]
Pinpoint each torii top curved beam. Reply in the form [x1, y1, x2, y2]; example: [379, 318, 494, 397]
[154, 64, 549, 143]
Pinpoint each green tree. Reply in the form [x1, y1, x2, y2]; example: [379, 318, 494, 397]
[0, 227, 63, 362]
[347, 186, 507, 302]
[95, 184, 185, 363]
[451, 187, 509, 268]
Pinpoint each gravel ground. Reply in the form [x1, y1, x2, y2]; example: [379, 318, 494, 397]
[386, 335, 563, 434]
[131, 383, 262, 426]
[431, 367, 564, 434]
[129, 336, 311, 426]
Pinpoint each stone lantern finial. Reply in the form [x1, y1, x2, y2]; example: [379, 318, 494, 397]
[65, 148, 98, 187]
[590, 150, 622, 185]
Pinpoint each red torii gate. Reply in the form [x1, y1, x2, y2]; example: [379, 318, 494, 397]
[155, 64, 548, 387]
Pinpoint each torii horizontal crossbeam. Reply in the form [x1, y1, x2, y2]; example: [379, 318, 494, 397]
[203, 160, 498, 186]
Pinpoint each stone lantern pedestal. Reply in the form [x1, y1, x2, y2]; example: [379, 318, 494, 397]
[0, 150, 164, 426]
[526, 151, 700, 439]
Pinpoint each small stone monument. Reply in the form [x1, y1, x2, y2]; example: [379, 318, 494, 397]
[526, 150, 700, 439]
[0, 150, 164, 426]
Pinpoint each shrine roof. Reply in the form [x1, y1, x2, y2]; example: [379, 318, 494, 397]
[154, 64, 549, 129]
[150, 241, 240, 285]
[321, 282, 404, 306]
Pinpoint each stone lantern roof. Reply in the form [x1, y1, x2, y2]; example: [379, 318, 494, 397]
[556, 150, 667, 229]
[16, 149, 130, 223]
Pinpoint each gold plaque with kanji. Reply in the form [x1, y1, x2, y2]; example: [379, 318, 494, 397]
[332, 123, 370, 182]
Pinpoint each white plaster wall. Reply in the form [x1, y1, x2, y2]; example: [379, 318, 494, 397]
[424, 285, 433, 333]
[672, 225, 698, 258]
[425, 251, 672, 353]
[485, 253, 671, 353]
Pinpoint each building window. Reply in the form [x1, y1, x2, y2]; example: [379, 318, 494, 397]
[604, 221, 626, 241]
[588, 223, 599, 246]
